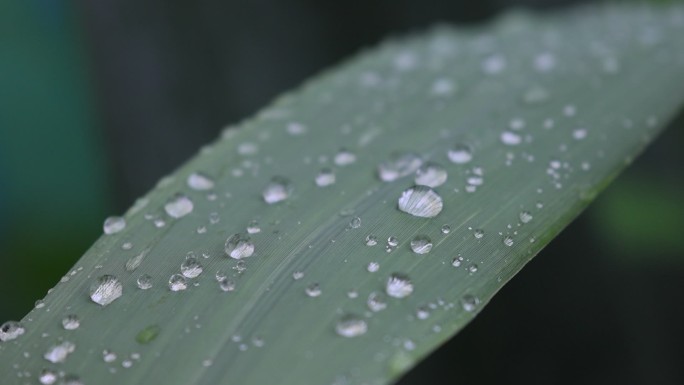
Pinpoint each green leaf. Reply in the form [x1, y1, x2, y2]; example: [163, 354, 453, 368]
[2, 4, 684, 385]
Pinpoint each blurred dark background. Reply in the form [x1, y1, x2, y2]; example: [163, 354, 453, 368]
[0, 1, 682, 384]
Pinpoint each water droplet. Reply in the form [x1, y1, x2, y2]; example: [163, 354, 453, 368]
[209, 212, 220, 224]
[519, 211, 533, 224]
[103, 216, 126, 234]
[367, 262, 380, 273]
[219, 278, 236, 292]
[61, 315, 80, 330]
[0, 321, 25, 341]
[573, 128, 588, 140]
[335, 315, 368, 338]
[103, 349, 117, 363]
[533, 52, 556, 72]
[474, 229, 485, 239]
[386, 274, 414, 298]
[334, 149, 356, 166]
[440, 224, 451, 234]
[168, 274, 188, 291]
[415, 162, 448, 187]
[482, 54, 506, 74]
[286, 122, 307, 136]
[246, 220, 261, 234]
[187, 172, 215, 190]
[410, 235, 433, 255]
[365, 235, 378, 246]
[44, 341, 75, 363]
[305, 283, 322, 297]
[39, 368, 58, 384]
[503, 236, 514, 247]
[468, 264, 478, 274]
[164, 195, 194, 218]
[451, 256, 463, 267]
[500, 131, 522, 146]
[136, 274, 153, 290]
[367, 292, 387, 312]
[292, 271, 304, 280]
[349, 217, 362, 229]
[563, 104, 577, 117]
[89, 275, 123, 306]
[262, 176, 292, 204]
[181, 257, 203, 278]
[416, 307, 430, 320]
[398, 186, 443, 218]
[447, 144, 473, 164]
[315, 168, 336, 187]
[461, 294, 480, 312]
[224, 233, 255, 259]
[430, 78, 455, 96]
[378, 152, 423, 182]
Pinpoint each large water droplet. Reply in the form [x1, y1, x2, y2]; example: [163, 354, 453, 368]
[0, 321, 25, 341]
[398, 186, 443, 218]
[410, 235, 433, 254]
[415, 162, 448, 187]
[335, 315, 368, 338]
[103, 216, 126, 234]
[44, 341, 75, 363]
[367, 292, 388, 312]
[315, 168, 336, 187]
[181, 257, 203, 278]
[187, 172, 215, 190]
[262, 176, 292, 204]
[461, 294, 480, 312]
[225, 233, 255, 259]
[386, 273, 414, 298]
[168, 274, 188, 291]
[89, 275, 123, 306]
[378, 153, 423, 182]
[164, 195, 194, 218]
[447, 144, 473, 164]
[61, 315, 80, 330]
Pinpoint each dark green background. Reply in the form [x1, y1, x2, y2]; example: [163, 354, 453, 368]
[0, 1, 682, 384]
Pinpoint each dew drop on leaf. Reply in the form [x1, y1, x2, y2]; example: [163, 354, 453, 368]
[305, 283, 322, 297]
[224, 233, 255, 259]
[378, 152, 423, 182]
[447, 144, 473, 164]
[334, 148, 357, 166]
[43, 341, 75, 363]
[187, 172, 215, 190]
[415, 162, 448, 187]
[136, 274, 153, 290]
[410, 235, 433, 255]
[103, 216, 126, 235]
[39, 368, 58, 384]
[519, 211, 533, 224]
[61, 315, 80, 330]
[461, 294, 480, 312]
[89, 275, 123, 306]
[181, 257, 203, 278]
[262, 176, 292, 204]
[0, 321, 25, 341]
[367, 292, 388, 312]
[315, 168, 336, 187]
[398, 186, 443, 218]
[386, 273, 414, 298]
[164, 195, 194, 218]
[335, 315, 368, 338]
[168, 274, 188, 292]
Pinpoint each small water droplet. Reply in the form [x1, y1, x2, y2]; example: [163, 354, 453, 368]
[461, 294, 480, 312]
[347, 289, 358, 299]
[224, 233, 255, 259]
[410, 235, 433, 255]
[398, 186, 443, 218]
[103, 349, 117, 363]
[334, 149, 357, 166]
[136, 274, 153, 290]
[39, 368, 58, 384]
[415, 162, 448, 187]
[367, 292, 387, 312]
[378, 152, 423, 182]
[89, 275, 123, 306]
[181, 257, 203, 278]
[335, 315, 368, 338]
[61, 315, 80, 330]
[451, 256, 463, 267]
[468, 264, 478, 274]
[292, 271, 304, 280]
[219, 278, 236, 292]
[164, 195, 194, 218]
[365, 235, 378, 246]
[387, 236, 399, 247]
[416, 307, 430, 320]
[440, 224, 451, 234]
[503, 236, 514, 247]
[519, 211, 533, 224]
[500, 131, 522, 146]
[573, 128, 588, 140]
[0, 321, 25, 341]
[286, 122, 307, 136]
[305, 283, 322, 297]
[44, 341, 75, 363]
[474, 229, 485, 239]
[367, 262, 380, 273]
[246, 220, 261, 234]
[482, 54, 507, 74]
[315, 168, 336, 187]
[262, 176, 292, 204]
[349, 217, 362, 229]
[209, 212, 220, 224]
[103, 216, 126, 234]
[533, 52, 556, 72]
[168, 274, 188, 292]
[187, 172, 215, 190]
[386, 273, 414, 298]
[447, 144, 473, 164]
